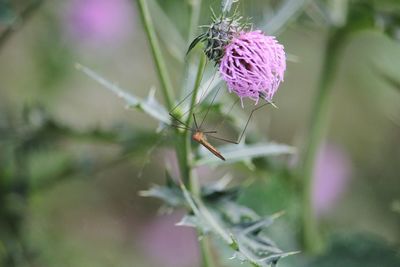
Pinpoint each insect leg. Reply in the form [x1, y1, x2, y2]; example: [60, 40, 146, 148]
[192, 113, 199, 130]
[207, 102, 272, 144]
[213, 97, 240, 132]
[199, 86, 222, 128]
[169, 112, 193, 130]
[179, 70, 218, 118]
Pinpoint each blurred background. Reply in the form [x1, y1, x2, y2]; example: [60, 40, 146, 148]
[0, 0, 399, 266]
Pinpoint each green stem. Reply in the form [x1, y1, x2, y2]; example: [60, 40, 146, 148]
[180, 54, 212, 267]
[179, 54, 206, 190]
[136, 0, 174, 109]
[137, 1, 212, 265]
[186, 2, 214, 265]
[186, 54, 207, 130]
[199, 238, 214, 267]
[298, 29, 342, 253]
[136, 0, 190, 187]
[175, 134, 191, 185]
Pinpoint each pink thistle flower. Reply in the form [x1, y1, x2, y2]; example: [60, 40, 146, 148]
[219, 30, 286, 104]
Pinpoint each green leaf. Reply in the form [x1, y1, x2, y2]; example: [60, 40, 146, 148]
[218, 200, 260, 224]
[195, 142, 296, 166]
[75, 63, 170, 124]
[232, 214, 299, 267]
[139, 171, 185, 207]
[179, 181, 296, 267]
[139, 184, 186, 207]
[186, 33, 206, 55]
[180, 181, 234, 244]
[201, 176, 260, 224]
[176, 215, 211, 233]
[141, 173, 297, 266]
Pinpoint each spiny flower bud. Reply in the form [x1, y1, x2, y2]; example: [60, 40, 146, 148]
[219, 30, 286, 104]
[203, 16, 241, 63]
[188, 13, 247, 64]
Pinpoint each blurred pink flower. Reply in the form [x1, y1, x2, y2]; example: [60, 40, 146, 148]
[139, 211, 200, 267]
[312, 143, 352, 217]
[65, 0, 134, 43]
[219, 30, 286, 104]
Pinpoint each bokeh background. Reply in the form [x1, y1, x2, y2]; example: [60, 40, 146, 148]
[0, 0, 399, 266]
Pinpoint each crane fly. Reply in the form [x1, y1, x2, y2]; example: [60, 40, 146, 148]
[191, 113, 226, 161]
[169, 83, 275, 161]
[192, 132, 225, 160]
[169, 86, 227, 161]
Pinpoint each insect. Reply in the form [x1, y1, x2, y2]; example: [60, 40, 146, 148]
[168, 84, 226, 160]
[169, 85, 273, 161]
[192, 113, 226, 161]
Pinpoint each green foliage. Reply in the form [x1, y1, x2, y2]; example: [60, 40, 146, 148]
[1, 0, 399, 266]
[76, 64, 170, 124]
[304, 234, 400, 267]
[195, 142, 296, 166]
[142, 172, 298, 267]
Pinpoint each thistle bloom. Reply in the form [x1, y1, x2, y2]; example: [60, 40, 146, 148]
[219, 30, 286, 104]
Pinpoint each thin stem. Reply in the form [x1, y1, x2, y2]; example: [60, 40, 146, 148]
[138, 1, 213, 266]
[186, 54, 207, 128]
[177, 54, 206, 187]
[186, 3, 214, 266]
[178, 55, 212, 267]
[136, 0, 191, 187]
[199, 238, 214, 267]
[298, 29, 343, 253]
[188, 55, 216, 267]
[187, 2, 214, 266]
[136, 0, 174, 109]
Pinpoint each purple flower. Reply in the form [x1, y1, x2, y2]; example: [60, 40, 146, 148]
[312, 143, 352, 217]
[219, 31, 286, 104]
[139, 211, 200, 267]
[65, 0, 134, 43]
